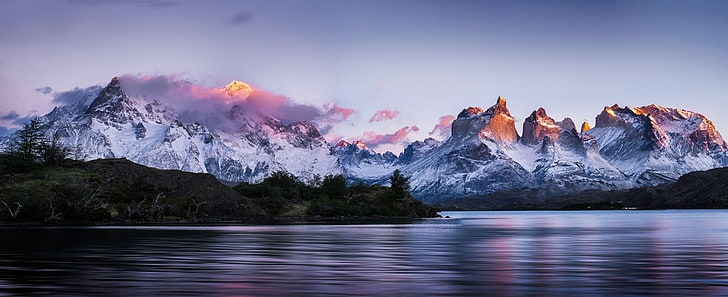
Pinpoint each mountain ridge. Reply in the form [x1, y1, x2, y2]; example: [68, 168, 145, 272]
[2, 76, 727, 203]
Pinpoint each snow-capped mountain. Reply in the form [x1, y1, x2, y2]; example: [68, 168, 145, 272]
[384, 98, 536, 201]
[586, 104, 728, 185]
[35, 77, 341, 183]
[4, 76, 728, 203]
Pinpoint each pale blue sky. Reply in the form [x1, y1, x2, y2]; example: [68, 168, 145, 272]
[1, 0, 727, 152]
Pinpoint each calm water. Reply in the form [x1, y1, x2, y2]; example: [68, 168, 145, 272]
[1, 210, 728, 296]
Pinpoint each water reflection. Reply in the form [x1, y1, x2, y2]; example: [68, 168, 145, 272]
[1, 210, 728, 296]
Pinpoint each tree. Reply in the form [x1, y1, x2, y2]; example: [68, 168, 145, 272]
[40, 139, 71, 166]
[11, 118, 46, 162]
[390, 169, 411, 199]
[6, 118, 69, 166]
[264, 171, 299, 188]
[321, 174, 347, 199]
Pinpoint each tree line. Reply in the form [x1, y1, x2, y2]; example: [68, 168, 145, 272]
[232, 169, 436, 218]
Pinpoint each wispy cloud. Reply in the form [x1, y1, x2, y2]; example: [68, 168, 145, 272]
[51, 86, 104, 106]
[34, 87, 53, 95]
[228, 11, 254, 26]
[0, 111, 36, 131]
[369, 108, 399, 123]
[429, 114, 455, 139]
[0, 111, 20, 121]
[353, 125, 420, 148]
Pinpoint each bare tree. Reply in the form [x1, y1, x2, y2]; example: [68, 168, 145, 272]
[45, 193, 63, 222]
[1, 201, 23, 219]
[186, 198, 207, 219]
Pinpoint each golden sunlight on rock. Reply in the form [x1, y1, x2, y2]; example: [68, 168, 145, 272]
[223, 80, 252, 98]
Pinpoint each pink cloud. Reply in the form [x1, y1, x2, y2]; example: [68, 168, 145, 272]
[369, 108, 399, 122]
[429, 115, 455, 138]
[326, 105, 356, 121]
[354, 125, 420, 147]
[115, 74, 355, 129]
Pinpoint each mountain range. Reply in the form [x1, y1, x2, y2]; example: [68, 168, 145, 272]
[3, 77, 727, 203]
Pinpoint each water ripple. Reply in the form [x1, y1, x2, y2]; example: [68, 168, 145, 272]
[1, 210, 728, 296]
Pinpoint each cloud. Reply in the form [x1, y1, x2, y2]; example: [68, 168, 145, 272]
[0, 111, 36, 129]
[354, 126, 420, 147]
[228, 11, 254, 26]
[51, 86, 104, 106]
[115, 74, 356, 131]
[0, 111, 20, 121]
[429, 115, 455, 139]
[67, 0, 179, 7]
[35, 87, 53, 95]
[369, 109, 399, 123]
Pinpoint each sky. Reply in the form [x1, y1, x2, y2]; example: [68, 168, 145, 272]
[1, 0, 727, 153]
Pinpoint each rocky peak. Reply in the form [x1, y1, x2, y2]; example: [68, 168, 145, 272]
[634, 104, 727, 151]
[581, 121, 592, 133]
[557, 128, 587, 155]
[334, 140, 369, 152]
[557, 118, 576, 131]
[265, 117, 327, 149]
[85, 77, 125, 114]
[335, 139, 351, 148]
[595, 104, 631, 128]
[223, 80, 252, 98]
[485, 96, 511, 117]
[83, 77, 141, 126]
[457, 106, 484, 119]
[449, 97, 518, 145]
[521, 107, 562, 145]
[396, 137, 443, 165]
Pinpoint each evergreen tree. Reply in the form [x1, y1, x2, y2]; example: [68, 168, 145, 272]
[11, 118, 46, 162]
[5, 118, 69, 166]
[390, 169, 411, 199]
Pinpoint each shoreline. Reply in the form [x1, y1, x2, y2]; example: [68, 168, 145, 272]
[0, 214, 443, 227]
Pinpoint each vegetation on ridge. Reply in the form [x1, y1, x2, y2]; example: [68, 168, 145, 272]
[233, 169, 438, 218]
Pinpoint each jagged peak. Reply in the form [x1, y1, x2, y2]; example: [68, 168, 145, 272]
[526, 107, 553, 123]
[486, 96, 512, 117]
[352, 140, 368, 150]
[336, 140, 368, 150]
[101, 76, 122, 92]
[532, 107, 548, 118]
[581, 121, 592, 133]
[522, 107, 560, 145]
[496, 96, 506, 105]
[335, 139, 350, 147]
[84, 76, 128, 115]
[558, 117, 576, 131]
[457, 106, 484, 119]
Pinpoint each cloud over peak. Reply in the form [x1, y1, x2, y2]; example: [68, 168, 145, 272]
[353, 125, 420, 149]
[115, 74, 355, 128]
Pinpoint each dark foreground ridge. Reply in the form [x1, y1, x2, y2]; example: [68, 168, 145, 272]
[0, 158, 438, 224]
[435, 167, 728, 210]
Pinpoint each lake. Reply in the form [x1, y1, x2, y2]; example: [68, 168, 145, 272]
[1, 210, 728, 296]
